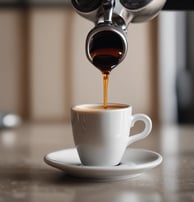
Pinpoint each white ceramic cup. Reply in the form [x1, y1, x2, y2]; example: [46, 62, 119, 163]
[71, 103, 152, 166]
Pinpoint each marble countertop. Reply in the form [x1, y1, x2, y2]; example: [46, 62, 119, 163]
[0, 122, 194, 202]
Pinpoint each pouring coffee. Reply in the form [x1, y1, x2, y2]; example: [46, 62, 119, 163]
[86, 24, 128, 74]
[71, 0, 166, 108]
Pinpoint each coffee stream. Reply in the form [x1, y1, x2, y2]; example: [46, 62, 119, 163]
[90, 48, 123, 108]
[103, 73, 109, 109]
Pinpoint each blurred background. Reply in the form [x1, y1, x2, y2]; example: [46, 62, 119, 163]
[0, 0, 194, 126]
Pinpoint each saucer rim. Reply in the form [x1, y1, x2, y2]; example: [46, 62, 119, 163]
[44, 147, 163, 172]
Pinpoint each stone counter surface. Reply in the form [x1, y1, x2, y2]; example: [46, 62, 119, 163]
[0, 123, 194, 202]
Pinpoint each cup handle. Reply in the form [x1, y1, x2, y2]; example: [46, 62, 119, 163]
[127, 113, 152, 146]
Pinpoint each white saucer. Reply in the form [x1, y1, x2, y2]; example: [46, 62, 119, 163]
[44, 148, 162, 181]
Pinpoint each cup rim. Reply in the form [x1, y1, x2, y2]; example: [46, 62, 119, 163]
[71, 103, 131, 112]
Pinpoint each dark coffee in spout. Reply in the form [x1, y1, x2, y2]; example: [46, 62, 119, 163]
[89, 31, 125, 73]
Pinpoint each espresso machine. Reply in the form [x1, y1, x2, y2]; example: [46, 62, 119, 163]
[71, 0, 166, 70]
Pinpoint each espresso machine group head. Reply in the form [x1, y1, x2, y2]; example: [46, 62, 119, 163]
[71, 0, 166, 69]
